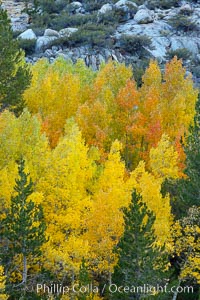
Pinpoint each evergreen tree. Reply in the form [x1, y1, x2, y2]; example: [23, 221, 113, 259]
[0, 7, 31, 115]
[176, 95, 200, 216]
[77, 258, 91, 300]
[163, 95, 200, 219]
[161, 96, 200, 300]
[112, 190, 167, 300]
[1, 158, 47, 297]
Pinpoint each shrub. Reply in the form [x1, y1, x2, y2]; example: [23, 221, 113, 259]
[68, 24, 115, 47]
[132, 58, 150, 87]
[168, 14, 197, 32]
[98, 10, 121, 26]
[165, 48, 192, 61]
[37, 0, 68, 14]
[191, 66, 200, 79]
[83, 0, 111, 12]
[147, 0, 179, 9]
[50, 12, 98, 31]
[18, 38, 36, 55]
[118, 34, 154, 58]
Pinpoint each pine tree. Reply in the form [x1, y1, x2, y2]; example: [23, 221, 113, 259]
[1, 158, 47, 297]
[177, 95, 200, 216]
[164, 95, 200, 219]
[77, 258, 91, 300]
[112, 190, 166, 300]
[0, 7, 31, 115]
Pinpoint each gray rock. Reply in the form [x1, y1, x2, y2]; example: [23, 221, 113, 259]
[70, 1, 82, 9]
[169, 36, 200, 55]
[35, 36, 58, 53]
[115, 0, 137, 10]
[18, 29, 36, 40]
[44, 49, 54, 58]
[180, 3, 193, 14]
[116, 20, 172, 59]
[114, 0, 137, 21]
[44, 29, 60, 37]
[196, 54, 200, 63]
[59, 27, 78, 37]
[99, 3, 113, 14]
[67, 1, 85, 14]
[134, 8, 154, 24]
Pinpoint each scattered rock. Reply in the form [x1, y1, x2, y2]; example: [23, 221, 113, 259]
[114, 0, 137, 21]
[169, 36, 200, 55]
[180, 3, 193, 14]
[134, 8, 154, 24]
[67, 1, 85, 14]
[44, 29, 60, 37]
[98, 3, 113, 14]
[36, 36, 58, 53]
[115, 0, 137, 10]
[59, 27, 78, 38]
[2, 0, 200, 84]
[18, 29, 36, 40]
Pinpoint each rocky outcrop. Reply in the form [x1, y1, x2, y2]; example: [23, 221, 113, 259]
[134, 8, 154, 24]
[2, 0, 200, 83]
[18, 29, 36, 40]
[1, 0, 29, 31]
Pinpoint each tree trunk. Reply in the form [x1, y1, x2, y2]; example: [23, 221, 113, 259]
[172, 279, 181, 300]
[22, 254, 27, 285]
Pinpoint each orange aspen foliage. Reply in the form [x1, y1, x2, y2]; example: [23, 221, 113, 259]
[111, 79, 140, 167]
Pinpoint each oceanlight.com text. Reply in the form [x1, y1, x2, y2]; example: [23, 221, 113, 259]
[36, 283, 194, 295]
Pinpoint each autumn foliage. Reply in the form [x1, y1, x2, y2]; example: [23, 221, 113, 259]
[1, 57, 199, 299]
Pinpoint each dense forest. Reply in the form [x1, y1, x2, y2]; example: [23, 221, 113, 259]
[0, 4, 200, 300]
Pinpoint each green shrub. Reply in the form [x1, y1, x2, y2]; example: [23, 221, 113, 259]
[168, 14, 197, 32]
[98, 10, 121, 26]
[30, 26, 45, 37]
[18, 38, 36, 55]
[132, 58, 150, 87]
[118, 34, 154, 58]
[12, 30, 23, 39]
[50, 12, 98, 31]
[191, 66, 200, 78]
[31, 11, 52, 28]
[165, 48, 192, 61]
[37, 0, 68, 14]
[83, 0, 111, 12]
[68, 24, 115, 47]
[147, 0, 179, 9]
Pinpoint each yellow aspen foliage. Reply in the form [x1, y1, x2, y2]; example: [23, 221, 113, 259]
[128, 161, 172, 248]
[85, 140, 131, 274]
[24, 59, 82, 147]
[93, 61, 132, 100]
[172, 206, 200, 284]
[23, 58, 96, 148]
[76, 100, 112, 156]
[0, 110, 50, 221]
[0, 266, 8, 300]
[37, 120, 96, 276]
[0, 109, 50, 180]
[161, 57, 198, 140]
[0, 162, 18, 219]
[149, 134, 179, 179]
[142, 60, 162, 87]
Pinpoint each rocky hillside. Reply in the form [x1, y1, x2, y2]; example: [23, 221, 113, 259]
[2, 0, 200, 84]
